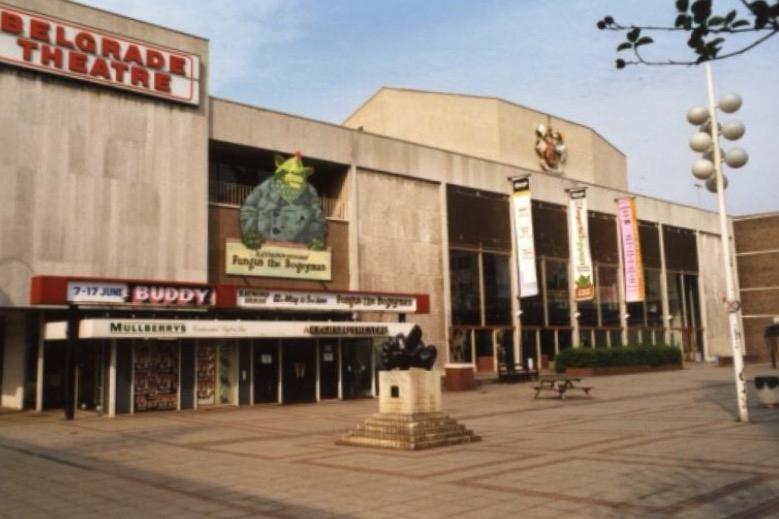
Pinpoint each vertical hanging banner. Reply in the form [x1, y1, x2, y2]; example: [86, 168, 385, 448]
[511, 177, 538, 297]
[616, 198, 645, 302]
[568, 189, 594, 301]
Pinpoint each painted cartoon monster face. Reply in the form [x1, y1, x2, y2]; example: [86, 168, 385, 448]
[239, 152, 327, 250]
[274, 153, 314, 203]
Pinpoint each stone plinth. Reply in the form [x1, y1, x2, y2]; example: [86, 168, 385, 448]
[338, 369, 480, 450]
[379, 368, 442, 414]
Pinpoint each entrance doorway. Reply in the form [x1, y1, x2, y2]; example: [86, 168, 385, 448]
[282, 340, 316, 404]
[341, 339, 373, 399]
[319, 341, 339, 400]
[197, 342, 238, 407]
[43, 341, 107, 412]
[253, 340, 278, 404]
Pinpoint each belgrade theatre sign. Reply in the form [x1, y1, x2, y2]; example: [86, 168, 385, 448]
[0, 3, 200, 105]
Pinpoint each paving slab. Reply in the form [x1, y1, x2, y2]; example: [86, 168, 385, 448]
[1, 363, 778, 518]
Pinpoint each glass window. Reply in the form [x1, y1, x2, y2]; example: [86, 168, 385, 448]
[589, 212, 618, 264]
[449, 329, 472, 363]
[447, 186, 511, 250]
[663, 226, 698, 272]
[450, 250, 481, 325]
[577, 300, 598, 327]
[541, 330, 556, 360]
[546, 259, 570, 326]
[667, 272, 685, 329]
[520, 259, 544, 325]
[598, 265, 620, 325]
[483, 253, 512, 325]
[475, 330, 494, 358]
[626, 301, 645, 326]
[646, 269, 664, 326]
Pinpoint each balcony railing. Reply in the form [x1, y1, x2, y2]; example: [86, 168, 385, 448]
[209, 181, 347, 220]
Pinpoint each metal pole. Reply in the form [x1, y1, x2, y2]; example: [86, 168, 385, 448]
[705, 62, 749, 422]
[64, 304, 79, 420]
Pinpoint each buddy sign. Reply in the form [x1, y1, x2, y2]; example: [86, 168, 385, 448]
[0, 4, 200, 105]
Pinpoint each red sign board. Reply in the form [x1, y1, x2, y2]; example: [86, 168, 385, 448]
[0, 3, 200, 105]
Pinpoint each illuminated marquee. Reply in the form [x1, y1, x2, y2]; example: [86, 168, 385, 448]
[0, 4, 200, 105]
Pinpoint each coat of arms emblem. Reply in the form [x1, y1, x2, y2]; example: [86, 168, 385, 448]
[535, 124, 567, 173]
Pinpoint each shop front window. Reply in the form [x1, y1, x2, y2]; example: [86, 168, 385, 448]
[134, 342, 178, 412]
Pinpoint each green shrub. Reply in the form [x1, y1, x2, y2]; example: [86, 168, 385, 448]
[554, 345, 682, 373]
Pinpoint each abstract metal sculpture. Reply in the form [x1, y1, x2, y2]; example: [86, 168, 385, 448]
[380, 325, 437, 370]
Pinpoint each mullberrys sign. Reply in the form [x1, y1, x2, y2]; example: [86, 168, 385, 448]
[0, 4, 200, 105]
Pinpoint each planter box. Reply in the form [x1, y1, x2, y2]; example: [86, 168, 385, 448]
[564, 364, 683, 377]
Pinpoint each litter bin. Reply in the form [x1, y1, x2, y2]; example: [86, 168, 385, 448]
[754, 376, 779, 407]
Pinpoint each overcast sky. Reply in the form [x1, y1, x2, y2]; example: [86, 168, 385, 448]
[81, 0, 779, 216]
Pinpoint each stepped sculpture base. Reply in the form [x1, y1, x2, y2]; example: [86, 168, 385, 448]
[338, 369, 480, 450]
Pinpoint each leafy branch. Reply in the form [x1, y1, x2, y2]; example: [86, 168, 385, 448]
[597, 0, 779, 68]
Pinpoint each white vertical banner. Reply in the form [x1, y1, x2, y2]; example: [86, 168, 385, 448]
[568, 189, 594, 301]
[511, 177, 538, 297]
[616, 198, 645, 302]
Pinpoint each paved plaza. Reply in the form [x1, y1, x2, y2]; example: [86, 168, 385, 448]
[1, 364, 779, 519]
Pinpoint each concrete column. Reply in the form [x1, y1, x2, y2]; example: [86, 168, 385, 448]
[658, 224, 671, 345]
[337, 340, 343, 400]
[35, 315, 44, 412]
[439, 182, 453, 365]
[315, 340, 321, 402]
[615, 210, 628, 346]
[1, 313, 26, 410]
[108, 340, 117, 417]
[277, 340, 283, 404]
[348, 133, 361, 292]
[506, 183, 522, 366]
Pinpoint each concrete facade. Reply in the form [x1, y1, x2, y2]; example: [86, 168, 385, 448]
[344, 87, 628, 191]
[0, 0, 210, 308]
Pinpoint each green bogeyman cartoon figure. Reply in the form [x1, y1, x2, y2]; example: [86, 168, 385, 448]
[239, 153, 326, 250]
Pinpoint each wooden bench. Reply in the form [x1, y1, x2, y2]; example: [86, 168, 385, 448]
[533, 375, 592, 399]
[497, 363, 538, 383]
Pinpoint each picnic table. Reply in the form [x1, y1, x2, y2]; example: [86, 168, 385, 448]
[533, 374, 592, 400]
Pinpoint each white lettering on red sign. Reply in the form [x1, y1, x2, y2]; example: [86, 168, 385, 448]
[131, 286, 212, 306]
[0, 4, 200, 105]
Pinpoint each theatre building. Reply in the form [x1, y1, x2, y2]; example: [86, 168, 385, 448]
[0, 0, 752, 417]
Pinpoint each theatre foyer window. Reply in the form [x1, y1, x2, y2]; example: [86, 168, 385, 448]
[447, 186, 513, 369]
[663, 225, 703, 359]
[626, 221, 664, 345]
[520, 201, 571, 365]
[578, 212, 620, 347]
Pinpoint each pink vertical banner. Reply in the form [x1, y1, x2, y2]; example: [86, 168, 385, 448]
[617, 198, 645, 302]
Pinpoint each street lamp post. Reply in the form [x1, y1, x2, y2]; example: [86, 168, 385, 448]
[687, 62, 749, 423]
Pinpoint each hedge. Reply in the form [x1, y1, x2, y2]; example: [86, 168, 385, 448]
[554, 345, 682, 373]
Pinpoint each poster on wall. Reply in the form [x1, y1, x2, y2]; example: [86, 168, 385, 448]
[228, 152, 332, 281]
[510, 177, 539, 297]
[568, 188, 594, 301]
[616, 198, 645, 302]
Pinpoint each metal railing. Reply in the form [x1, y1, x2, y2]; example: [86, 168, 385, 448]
[209, 181, 347, 220]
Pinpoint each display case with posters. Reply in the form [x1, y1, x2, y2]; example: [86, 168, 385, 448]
[133, 342, 179, 412]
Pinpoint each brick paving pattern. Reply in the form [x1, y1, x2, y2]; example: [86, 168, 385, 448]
[1, 364, 779, 518]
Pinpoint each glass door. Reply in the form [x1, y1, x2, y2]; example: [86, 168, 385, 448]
[197, 342, 237, 407]
[341, 339, 373, 399]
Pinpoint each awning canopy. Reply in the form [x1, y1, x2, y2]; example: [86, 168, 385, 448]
[44, 319, 415, 341]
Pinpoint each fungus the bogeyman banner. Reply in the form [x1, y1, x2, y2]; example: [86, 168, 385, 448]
[568, 188, 594, 301]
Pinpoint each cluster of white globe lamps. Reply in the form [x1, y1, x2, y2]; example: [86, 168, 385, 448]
[687, 94, 748, 192]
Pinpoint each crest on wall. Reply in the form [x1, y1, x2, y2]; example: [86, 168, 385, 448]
[534, 124, 567, 173]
